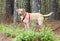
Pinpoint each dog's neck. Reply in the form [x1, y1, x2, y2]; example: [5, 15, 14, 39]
[21, 12, 30, 22]
[22, 12, 26, 16]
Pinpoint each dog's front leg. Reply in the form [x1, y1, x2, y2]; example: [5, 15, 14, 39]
[24, 23, 29, 30]
[26, 23, 29, 29]
[23, 18, 29, 30]
[23, 23, 27, 30]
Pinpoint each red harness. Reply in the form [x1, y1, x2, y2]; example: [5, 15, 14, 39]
[22, 13, 30, 22]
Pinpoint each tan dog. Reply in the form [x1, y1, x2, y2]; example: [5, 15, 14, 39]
[16, 8, 54, 29]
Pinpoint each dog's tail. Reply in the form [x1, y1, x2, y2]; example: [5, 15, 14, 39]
[43, 12, 54, 17]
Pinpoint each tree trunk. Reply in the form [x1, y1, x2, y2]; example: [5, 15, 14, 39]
[22, 0, 31, 13]
[49, 0, 59, 20]
[6, 0, 12, 17]
[31, 0, 40, 13]
[5, 0, 14, 23]
[57, 0, 60, 19]
[13, 0, 18, 24]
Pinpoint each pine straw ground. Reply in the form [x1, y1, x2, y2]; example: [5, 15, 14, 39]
[18, 20, 60, 34]
[45, 20, 60, 34]
[0, 20, 60, 41]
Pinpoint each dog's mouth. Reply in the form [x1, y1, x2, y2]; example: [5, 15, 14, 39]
[18, 13, 22, 16]
[20, 14, 22, 16]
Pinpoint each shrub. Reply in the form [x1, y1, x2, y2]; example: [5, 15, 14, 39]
[0, 24, 17, 37]
[55, 35, 60, 41]
[39, 26, 54, 41]
[12, 28, 23, 41]
[0, 24, 60, 41]
[22, 29, 38, 41]
[12, 29, 39, 41]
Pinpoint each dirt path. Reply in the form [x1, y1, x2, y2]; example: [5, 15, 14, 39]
[0, 33, 11, 41]
[45, 20, 60, 34]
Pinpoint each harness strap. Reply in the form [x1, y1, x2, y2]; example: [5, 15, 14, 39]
[29, 13, 30, 22]
[22, 13, 26, 22]
[22, 13, 30, 22]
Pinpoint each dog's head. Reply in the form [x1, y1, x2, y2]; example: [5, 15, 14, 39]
[16, 8, 25, 15]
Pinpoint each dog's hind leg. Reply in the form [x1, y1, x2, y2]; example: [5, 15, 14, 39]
[24, 23, 27, 30]
[37, 17, 44, 26]
[26, 23, 29, 29]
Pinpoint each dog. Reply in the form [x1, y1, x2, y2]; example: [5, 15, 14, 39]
[16, 8, 54, 29]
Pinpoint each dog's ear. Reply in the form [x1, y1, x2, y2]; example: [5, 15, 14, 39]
[23, 8, 25, 12]
[16, 8, 21, 12]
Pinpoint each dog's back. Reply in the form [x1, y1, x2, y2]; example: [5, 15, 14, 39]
[29, 13, 43, 20]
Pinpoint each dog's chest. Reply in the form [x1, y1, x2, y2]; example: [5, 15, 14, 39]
[21, 13, 30, 23]
[25, 13, 29, 19]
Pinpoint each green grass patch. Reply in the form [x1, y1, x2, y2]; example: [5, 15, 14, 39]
[0, 24, 59, 41]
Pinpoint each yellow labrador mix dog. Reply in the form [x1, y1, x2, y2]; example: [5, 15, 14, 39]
[16, 8, 53, 29]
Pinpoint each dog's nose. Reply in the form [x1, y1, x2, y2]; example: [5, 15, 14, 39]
[18, 13, 22, 16]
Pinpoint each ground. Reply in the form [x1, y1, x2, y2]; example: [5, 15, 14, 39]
[18, 20, 60, 34]
[45, 20, 60, 34]
[0, 33, 11, 41]
[0, 20, 60, 41]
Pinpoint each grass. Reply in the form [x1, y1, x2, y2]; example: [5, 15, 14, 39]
[0, 24, 59, 41]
